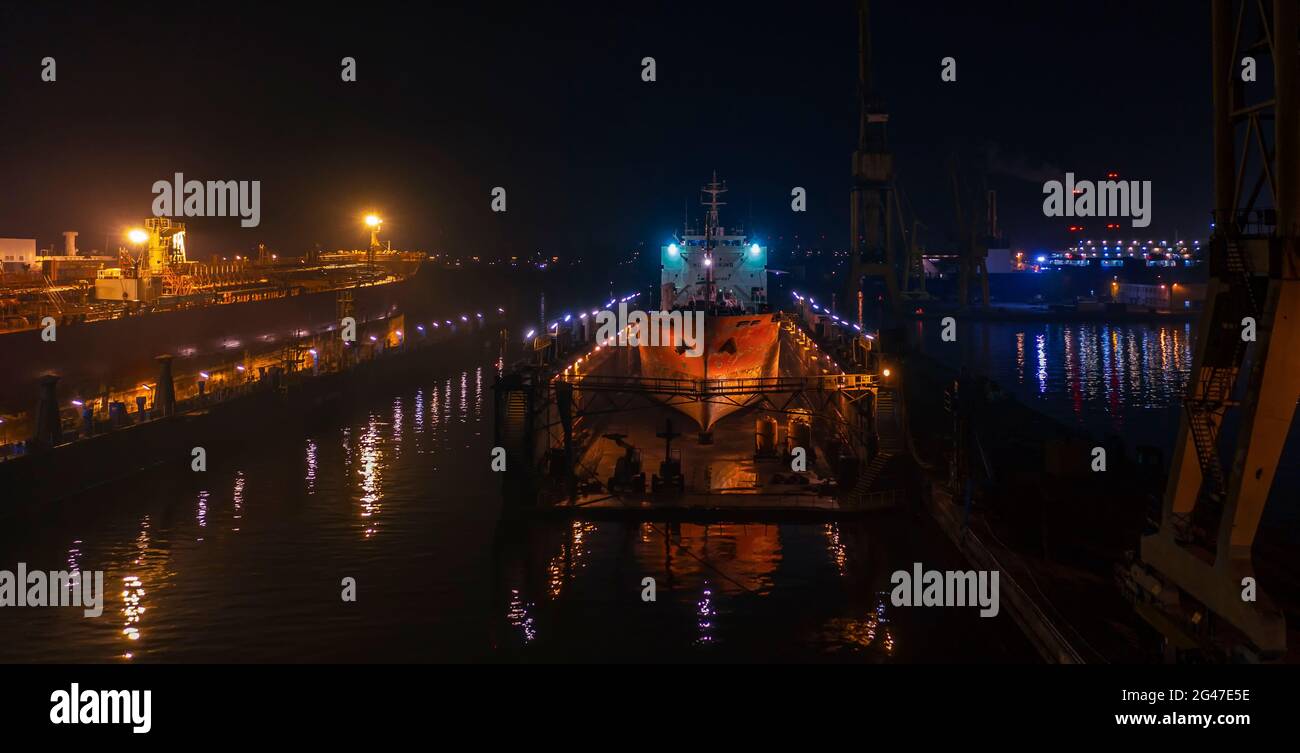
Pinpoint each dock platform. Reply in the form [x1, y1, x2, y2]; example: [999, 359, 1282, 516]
[534, 399, 898, 522]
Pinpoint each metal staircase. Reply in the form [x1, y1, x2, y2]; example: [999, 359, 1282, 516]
[875, 387, 904, 454]
[1181, 238, 1261, 542]
[43, 274, 67, 314]
[844, 386, 903, 507]
[851, 451, 893, 495]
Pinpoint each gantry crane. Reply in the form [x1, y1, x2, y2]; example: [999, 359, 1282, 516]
[949, 164, 991, 311]
[845, 0, 902, 325]
[1125, 0, 1299, 661]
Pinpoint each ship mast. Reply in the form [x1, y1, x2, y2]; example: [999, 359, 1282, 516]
[700, 171, 727, 309]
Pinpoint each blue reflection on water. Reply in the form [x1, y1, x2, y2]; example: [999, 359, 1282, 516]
[923, 321, 1193, 450]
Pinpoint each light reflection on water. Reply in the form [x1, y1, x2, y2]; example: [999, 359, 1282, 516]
[356, 414, 384, 539]
[696, 582, 715, 646]
[506, 589, 537, 644]
[917, 320, 1297, 521]
[922, 321, 1194, 448]
[66, 540, 82, 594]
[231, 471, 245, 533]
[488, 518, 931, 661]
[119, 516, 151, 660]
[0, 353, 1033, 663]
[196, 491, 208, 540]
[825, 523, 847, 576]
[304, 439, 318, 495]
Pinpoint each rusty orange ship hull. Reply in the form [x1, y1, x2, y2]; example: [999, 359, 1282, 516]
[636, 313, 780, 430]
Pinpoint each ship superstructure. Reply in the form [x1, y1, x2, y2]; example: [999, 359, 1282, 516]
[659, 173, 768, 312]
[94, 217, 190, 302]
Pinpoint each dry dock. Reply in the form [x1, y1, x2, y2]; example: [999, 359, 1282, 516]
[495, 309, 902, 521]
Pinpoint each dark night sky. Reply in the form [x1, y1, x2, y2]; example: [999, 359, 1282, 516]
[0, 1, 1211, 262]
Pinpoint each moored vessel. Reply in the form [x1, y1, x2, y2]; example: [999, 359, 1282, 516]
[635, 174, 779, 433]
[0, 215, 425, 417]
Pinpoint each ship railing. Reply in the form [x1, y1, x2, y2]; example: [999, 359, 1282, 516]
[557, 373, 877, 396]
[675, 491, 838, 509]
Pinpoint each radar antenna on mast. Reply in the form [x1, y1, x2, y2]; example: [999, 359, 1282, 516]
[699, 171, 728, 308]
[700, 171, 728, 238]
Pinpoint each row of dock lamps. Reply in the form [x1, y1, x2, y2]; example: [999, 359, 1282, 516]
[791, 290, 891, 380]
[60, 305, 510, 416]
[523, 292, 640, 343]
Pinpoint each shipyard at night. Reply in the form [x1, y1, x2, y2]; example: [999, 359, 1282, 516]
[0, 0, 1296, 738]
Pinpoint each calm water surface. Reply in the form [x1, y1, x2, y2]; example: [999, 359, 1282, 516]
[916, 319, 1196, 449]
[914, 318, 1298, 522]
[0, 346, 1033, 662]
[3, 319, 1295, 661]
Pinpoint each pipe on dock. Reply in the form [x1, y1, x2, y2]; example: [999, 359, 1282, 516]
[156, 355, 176, 417]
[31, 374, 62, 451]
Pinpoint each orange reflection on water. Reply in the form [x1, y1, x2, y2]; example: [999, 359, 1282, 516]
[547, 521, 597, 598]
[637, 523, 781, 597]
[820, 598, 895, 656]
[1015, 332, 1025, 384]
[824, 523, 847, 576]
[231, 471, 245, 532]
